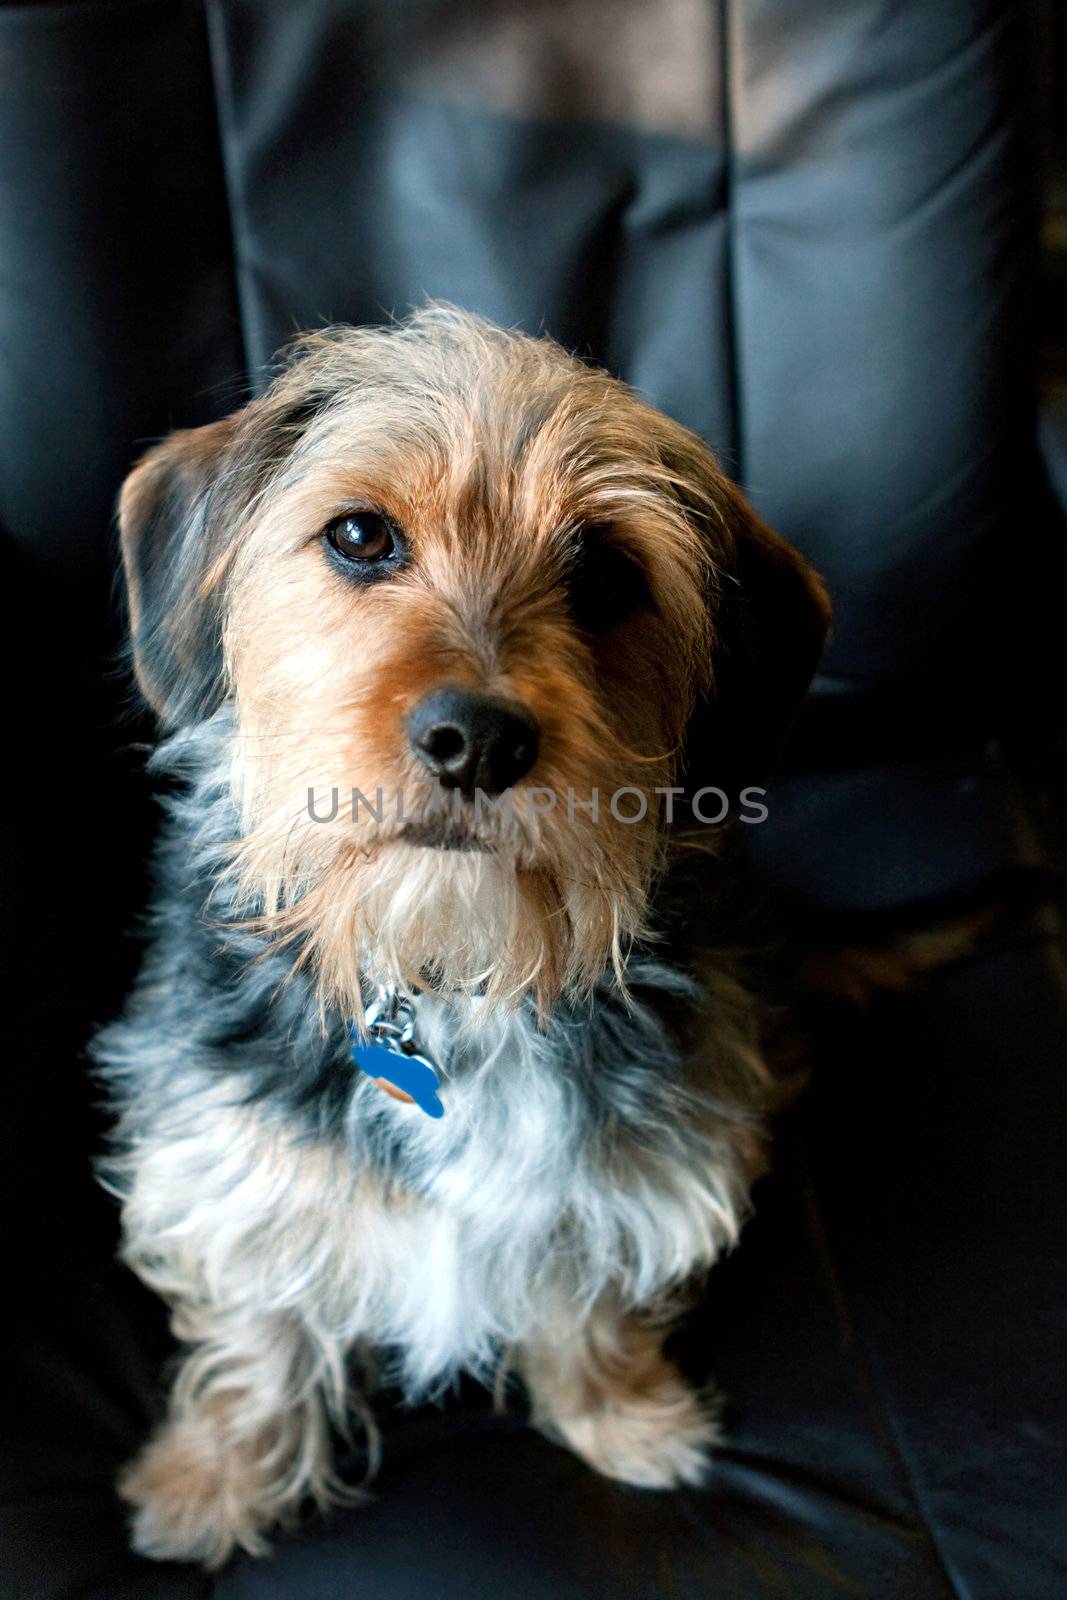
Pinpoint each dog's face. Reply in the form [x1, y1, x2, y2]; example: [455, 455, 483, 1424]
[120, 310, 828, 1015]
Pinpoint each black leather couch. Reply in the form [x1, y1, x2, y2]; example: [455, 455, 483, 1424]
[2, 3, 1065, 1596]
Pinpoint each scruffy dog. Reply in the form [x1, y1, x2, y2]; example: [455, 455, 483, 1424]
[95, 308, 829, 1567]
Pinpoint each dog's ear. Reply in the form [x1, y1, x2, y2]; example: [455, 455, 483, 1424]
[662, 432, 831, 794]
[704, 470, 831, 787]
[119, 416, 238, 727]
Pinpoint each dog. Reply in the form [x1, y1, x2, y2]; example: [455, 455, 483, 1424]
[94, 307, 830, 1567]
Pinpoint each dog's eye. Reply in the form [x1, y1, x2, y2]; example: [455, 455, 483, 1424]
[567, 530, 650, 632]
[324, 511, 396, 563]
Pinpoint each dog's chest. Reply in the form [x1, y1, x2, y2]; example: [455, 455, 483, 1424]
[112, 968, 748, 1400]
[351, 994, 594, 1200]
[346, 983, 733, 1309]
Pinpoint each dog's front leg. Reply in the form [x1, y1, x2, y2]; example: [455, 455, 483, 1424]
[519, 1298, 718, 1489]
[120, 1300, 350, 1567]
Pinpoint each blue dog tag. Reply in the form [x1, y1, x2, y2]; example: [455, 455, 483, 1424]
[348, 1019, 445, 1118]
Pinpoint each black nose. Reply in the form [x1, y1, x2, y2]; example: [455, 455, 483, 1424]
[407, 688, 540, 797]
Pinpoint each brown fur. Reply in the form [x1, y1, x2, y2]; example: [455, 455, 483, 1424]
[519, 1298, 718, 1488]
[110, 309, 830, 1565]
[118, 315, 825, 1022]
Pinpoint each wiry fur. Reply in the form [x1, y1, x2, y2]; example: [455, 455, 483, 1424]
[96, 308, 828, 1567]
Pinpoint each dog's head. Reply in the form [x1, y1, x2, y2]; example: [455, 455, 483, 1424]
[120, 308, 829, 1014]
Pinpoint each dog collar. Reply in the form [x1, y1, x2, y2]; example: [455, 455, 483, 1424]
[348, 985, 444, 1118]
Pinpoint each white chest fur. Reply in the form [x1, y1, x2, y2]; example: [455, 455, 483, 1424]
[118, 985, 751, 1399]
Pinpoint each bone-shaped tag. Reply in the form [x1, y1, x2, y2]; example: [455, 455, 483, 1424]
[349, 1029, 445, 1119]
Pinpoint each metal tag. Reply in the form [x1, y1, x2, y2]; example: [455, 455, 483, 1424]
[348, 988, 444, 1119]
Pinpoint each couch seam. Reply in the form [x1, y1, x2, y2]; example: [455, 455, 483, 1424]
[797, 1144, 972, 1600]
[202, 0, 255, 392]
[717, 0, 744, 485]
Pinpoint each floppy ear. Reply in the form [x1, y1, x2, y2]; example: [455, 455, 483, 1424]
[662, 434, 831, 795]
[703, 472, 831, 787]
[119, 416, 237, 727]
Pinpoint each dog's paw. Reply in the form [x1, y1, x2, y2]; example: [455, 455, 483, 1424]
[549, 1381, 719, 1490]
[119, 1420, 277, 1567]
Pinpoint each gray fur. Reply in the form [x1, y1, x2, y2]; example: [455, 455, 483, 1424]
[95, 710, 768, 1400]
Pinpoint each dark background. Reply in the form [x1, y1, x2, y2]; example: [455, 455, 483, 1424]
[1, 4, 1065, 1598]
